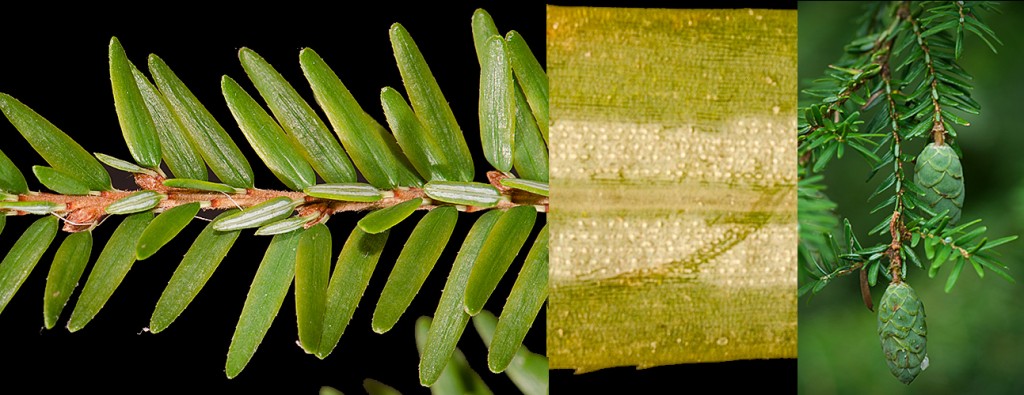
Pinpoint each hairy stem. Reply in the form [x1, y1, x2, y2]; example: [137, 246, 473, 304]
[880, 35, 906, 284]
[905, 5, 947, 145]
[3, 171, 548, 233]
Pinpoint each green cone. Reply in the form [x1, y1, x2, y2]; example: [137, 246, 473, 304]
[914, 142, 964, 224]
[877, 281, 929, 384]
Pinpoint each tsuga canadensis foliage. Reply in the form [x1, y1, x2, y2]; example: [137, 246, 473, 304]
[798, 1, 1013, 385]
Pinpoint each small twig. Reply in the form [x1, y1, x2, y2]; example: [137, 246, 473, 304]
[904, 5, 947, 145]
[918, 231, 973, 259]
[879, 34, 906, 284]
[887, 211, 904, 283]
[4, 171, 550, 232]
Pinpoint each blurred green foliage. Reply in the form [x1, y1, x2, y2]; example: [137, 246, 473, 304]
[799, 1, 1024, 394]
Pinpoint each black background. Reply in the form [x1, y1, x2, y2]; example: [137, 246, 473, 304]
[0, 2, 544, 394]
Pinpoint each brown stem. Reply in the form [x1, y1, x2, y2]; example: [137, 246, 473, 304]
[904, 4, 947, 146]
[887, 211, 903, 283]
[877, 13, 907, 285]
[5, 171, 549, 232]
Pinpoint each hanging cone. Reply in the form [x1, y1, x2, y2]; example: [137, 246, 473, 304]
[914, 142, 964, 224]
[877, 281, 929, 384]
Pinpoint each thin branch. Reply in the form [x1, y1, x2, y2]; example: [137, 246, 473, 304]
[905, 5, 947, 145]
[879, 29, 906, 284]
[917, 230, 973, 260]
[4, 171, 549, 232]
[797, 9, 901, 147]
